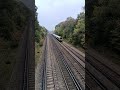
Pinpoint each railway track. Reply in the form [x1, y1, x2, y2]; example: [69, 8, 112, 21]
[62, 43, 85, 62]
[39, 34, 120, 90]
[22, 18, 35, 90]
[85, 69, 107, 90]
[51, 36, 85, 89]
[63, 41, 120, 89]
[7, 17, 34, 90]
[86, 53, 120, 88]
[56, 35, 120, 89]
[51, 35, 111, 90]
[40, 36, 67, 90]
[22, 25, 29, 89]
[60, 43, 107, 89]
[64, 39, 120, 89]
[41, 37, 47, 90]
[48, 36, 67, 90]
[50, 35, 83, 90]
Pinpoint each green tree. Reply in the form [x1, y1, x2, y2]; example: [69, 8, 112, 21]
[86, 0, 120, 51]
[54, 12, 85, 48]
[73, 12, 85, 47]
[35, 7, 47, 46]
[0, 0, 31, 48]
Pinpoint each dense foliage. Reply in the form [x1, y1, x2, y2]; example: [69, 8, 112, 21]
[35, 7, 47, 46]
[86, 0, 120, 51]
[0, 0, 31, 48]
[54, 13, 85, 48]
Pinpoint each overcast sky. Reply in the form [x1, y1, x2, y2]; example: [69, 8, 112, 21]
[35, 0, 85, 31]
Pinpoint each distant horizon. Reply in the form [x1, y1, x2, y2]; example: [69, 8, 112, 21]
[35, 0, 85, 31]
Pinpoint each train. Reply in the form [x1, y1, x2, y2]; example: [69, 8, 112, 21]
[52, 34, 63, 42]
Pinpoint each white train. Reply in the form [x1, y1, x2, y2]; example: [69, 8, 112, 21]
[52, 34, 63, 42]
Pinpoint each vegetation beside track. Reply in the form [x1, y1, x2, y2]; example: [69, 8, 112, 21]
[55, 0, 120, 65]
[35, 7, 47, 66]
[54, 12, 85, 49]
[0, 0, 31, 47]
[86, 0, 120, 65]
[0, 0, 31, 89]
[86, 0, 120, 51]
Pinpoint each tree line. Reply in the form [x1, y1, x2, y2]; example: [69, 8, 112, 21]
[0, 0, 31, 48]
[86, 0, 120, 52]
[54, 12, 85, 48]
[35, 7, 47, 46]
